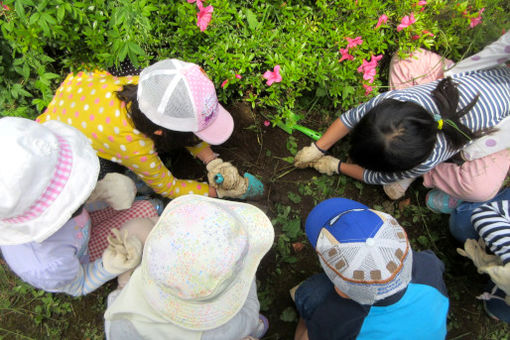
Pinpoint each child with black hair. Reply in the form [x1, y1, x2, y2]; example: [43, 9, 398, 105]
[37, 59, 263, 201]
[294, 67, 510, 209]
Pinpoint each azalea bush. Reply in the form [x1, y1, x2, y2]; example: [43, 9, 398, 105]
[1, 0, 508, 125]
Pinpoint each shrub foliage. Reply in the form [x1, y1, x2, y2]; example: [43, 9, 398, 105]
[1, 0, 508, 122]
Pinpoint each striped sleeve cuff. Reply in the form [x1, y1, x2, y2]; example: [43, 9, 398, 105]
[472, 200, 510, 265]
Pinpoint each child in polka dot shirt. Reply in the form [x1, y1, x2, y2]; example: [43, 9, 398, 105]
[37, 59, 263, 200]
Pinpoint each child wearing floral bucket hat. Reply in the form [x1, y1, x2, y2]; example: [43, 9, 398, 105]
[292, 198, 449, 340]
[36, 58, 263, 201]
[0, 117, 160, 296]
[104, 194, 274, 340]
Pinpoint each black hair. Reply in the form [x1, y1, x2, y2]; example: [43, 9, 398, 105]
[115, 84, 201, 154]
[349, 77, 483, 172]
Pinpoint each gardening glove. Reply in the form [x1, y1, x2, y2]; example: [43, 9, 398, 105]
[215, 173, 264, 200]
[87, 173, 137, 210]
[480, 263, 510, 299]
[311, 155, 340, 176]
[206, 158, 243, 191]
[115, 217, 158, 288]
[294, 142, 325, 168]
[102, 229, 143, 275]
[457, 238, 502, 274]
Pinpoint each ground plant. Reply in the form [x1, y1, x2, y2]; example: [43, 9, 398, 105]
[1, 0, 509, 339]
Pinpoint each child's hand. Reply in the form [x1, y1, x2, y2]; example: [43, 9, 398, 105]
[87, 173, 137, 210]
[102, 229, 143, 275]
[294, 142, 325, 168]
[480, 263, 510, 298]
[457, 238, 502, 273]
[311, 156, 341, 176]
[206, 158, 242, 190]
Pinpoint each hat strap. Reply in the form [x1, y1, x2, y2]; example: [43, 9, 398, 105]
[2, 136, 73, 224]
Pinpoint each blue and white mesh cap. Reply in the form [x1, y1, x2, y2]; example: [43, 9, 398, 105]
[305, 198, 412, 305]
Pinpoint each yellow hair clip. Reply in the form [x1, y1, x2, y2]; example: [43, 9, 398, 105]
[437, 119, 444, 130]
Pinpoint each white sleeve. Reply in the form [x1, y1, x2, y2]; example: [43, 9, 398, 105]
[445, 31, 510, 76]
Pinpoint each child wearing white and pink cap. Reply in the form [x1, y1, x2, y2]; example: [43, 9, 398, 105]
[37, 59, 263, 201]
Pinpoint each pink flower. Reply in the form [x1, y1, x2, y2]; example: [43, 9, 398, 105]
[357, 54, 383, 83]
[422, 30, 434, 37]
[339, 48, 354, 62]
[196, 1, 213, 32]
[397, 13, 416, 32]
[417, 1, 427, 5]
[375, 14, 388, 29]
[221, 79, 229, 88]
[363, 84, 373, 95]
[345, 36, 363, 49]
[263, 65, 282, 86]
[411, 35, 420, 40]
[469, 8, 485, 28]
[235, 74, 242, 79]
[187, 0, 196, 2]
[264, 120, 270, 127]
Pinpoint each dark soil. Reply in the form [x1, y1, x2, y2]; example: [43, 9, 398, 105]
[0, 101, 508, 339]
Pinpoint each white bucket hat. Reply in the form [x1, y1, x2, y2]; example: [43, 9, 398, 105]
[105, 194, 274, 332]
[137, 59, 234, 145]
[0, 117, 99, 245]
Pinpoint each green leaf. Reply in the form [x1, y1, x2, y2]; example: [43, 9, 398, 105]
[280, 307, 298, 322]
[57, 5, 65, 22]
[288, 191, 302, 204]
[417, 235, 429, 247]
[245, 9, 259, 32]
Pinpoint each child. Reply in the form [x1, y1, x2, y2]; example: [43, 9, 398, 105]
[292, 198, 449, 339]
[36, 58, 263, 200]
[294, 66, 510, 205]
[104, 194, 274, 340]
[0, 117, 158, 296]
[456, 190, 510, 322]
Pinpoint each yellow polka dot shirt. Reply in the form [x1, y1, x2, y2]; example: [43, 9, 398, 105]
[37, 71, 210, 198]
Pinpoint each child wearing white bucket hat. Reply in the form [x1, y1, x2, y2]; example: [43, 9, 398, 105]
[36, 58, 264, 201]
[104, 194, 274, 340]
[292, 198, 449, 340]
[0, 117, 160, 296]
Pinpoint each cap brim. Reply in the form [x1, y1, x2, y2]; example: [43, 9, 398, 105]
[305, 198, 370, 248]
[194, 104, 234, 145]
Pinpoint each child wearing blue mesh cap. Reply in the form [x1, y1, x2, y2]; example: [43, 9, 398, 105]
[292, 198, 449, 340]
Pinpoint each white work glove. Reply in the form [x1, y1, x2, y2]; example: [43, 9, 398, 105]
[294, 142, 325, 168]
[206, 158, 243, 190]
[457, 238, 502, 274]
[102, 229, 143, 275]
[87, 173, 137, 210]
[480, 263, 510, 301]
[311, 156, 340, 176]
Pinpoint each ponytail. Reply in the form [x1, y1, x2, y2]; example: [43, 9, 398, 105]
[431, 77, 482, 149]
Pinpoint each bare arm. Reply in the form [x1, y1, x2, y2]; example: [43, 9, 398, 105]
[315, 118, 351, 151]
[294, 318, 310, 340]
[339, 162, 365, 182]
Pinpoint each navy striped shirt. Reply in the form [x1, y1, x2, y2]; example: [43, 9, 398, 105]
[340, 67, 510, 184]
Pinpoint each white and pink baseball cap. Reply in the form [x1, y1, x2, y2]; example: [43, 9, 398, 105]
[137, 59, 234, 145]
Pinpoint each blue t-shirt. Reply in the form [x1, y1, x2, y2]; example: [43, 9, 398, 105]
[306, 250, 449, 340]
